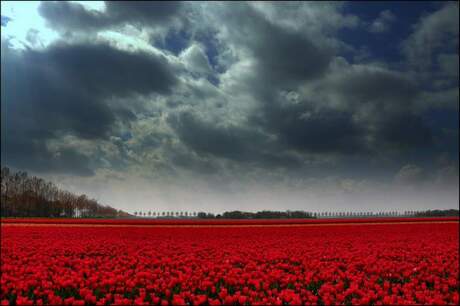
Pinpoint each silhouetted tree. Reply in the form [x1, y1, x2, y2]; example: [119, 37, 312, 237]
[1, 167, 123, 218]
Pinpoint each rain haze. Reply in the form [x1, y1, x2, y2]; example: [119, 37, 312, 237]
[1, 1, 458, 214]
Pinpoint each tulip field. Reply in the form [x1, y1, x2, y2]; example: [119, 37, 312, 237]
[1, 218, 459, 305]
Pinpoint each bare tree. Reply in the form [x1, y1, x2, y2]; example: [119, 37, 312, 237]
[1, 167, 123, 218]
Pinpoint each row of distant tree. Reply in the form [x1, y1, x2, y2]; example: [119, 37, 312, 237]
[1, 167, 126, 218]
[413, 209, 459, 217]
[212, 210, 315, 219]
[134, 211, 198, 217]
[134, 209, 459, 219]
[133, 210, 316, 219]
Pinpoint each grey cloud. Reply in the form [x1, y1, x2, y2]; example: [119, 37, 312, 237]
[328, 64, 419, 113]
[192, 4, 439, 165]
[339, 70, 415, 103]
[204, 6, 433, 164]
[40, 42, 177, 97]
[169, 151, 219, 175]
[293, 61, 439, 155]
[168, 111, 301, 169]
[1, 40, 177, 175]
[394, 161, 459, 190]
[376, 113, 433, 149]
[437, 53, 459, 78]
[105, 1, 182, 26]
[212, 3, 333, 91]
[250, 2, 359, 34]
[2, 2, 457, 202]
[246, 61, 429, 157]
[255, 102, 367, 154]
[1, 137, 94, 176]
[2, 41, 176, 137]
[369, 10, 396, 33]
[403, 2, 459, 71]
[168, 111, 251, 160]
[168, 111, 259, 161]
[394, 164, 425, 185]
[434, 162, 459, 187]
[38, 1, 107, 32]
[418, 88, 459, 111]
[25, 29, 42, 48]
[400, 2, 459, 118]
[1, 43, 113, 140]
[197, 5, 435, 162]
[39, 1, 183, 32]
[251, 23, 332, 86]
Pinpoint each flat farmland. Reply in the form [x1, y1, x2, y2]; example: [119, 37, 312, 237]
[1, 218, 458, 305]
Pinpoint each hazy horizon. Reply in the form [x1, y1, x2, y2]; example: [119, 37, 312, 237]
[1, 1, 458, 213]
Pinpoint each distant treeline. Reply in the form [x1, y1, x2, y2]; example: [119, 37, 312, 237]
[194, 210, 459, 219]
[197, 210, 316, 219]
[1, 167, 126, 218]
[413, 209, 459, 217]
[141, 209, 459, 219]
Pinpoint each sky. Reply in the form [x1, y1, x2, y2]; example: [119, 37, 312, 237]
[1, 1, 458, 214]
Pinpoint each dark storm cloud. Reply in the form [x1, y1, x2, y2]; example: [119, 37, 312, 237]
[272, 107, 364, 154]
[42, 43, 177, 96]
[1, 40, 177, 175]
[218, 3, 332, 90]
[38, 2, 106, 32]
[377, 113, 433, 149]
[1, 1, 458, 191]
[333, 67, 418, 112]
[168, 111, 301, 169]
[244, 63, 435, 158]
[164, 3, 444, 171]
[169, 152, 219, 175]
[1, 136, 94, 176]
[3, 41, 176, 137]
[104, 1, 182, 26]
[171, 4, 363, 160]
[38, 1, 182, 32]
[168, 112, 254, 160]
[249, 18, 332, 87]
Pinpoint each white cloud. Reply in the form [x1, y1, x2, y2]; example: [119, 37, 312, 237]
[0, 1, 59, 49]
[179, 43, 213, 76]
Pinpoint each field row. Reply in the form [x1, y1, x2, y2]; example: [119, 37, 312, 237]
[1, 216, 458, 226]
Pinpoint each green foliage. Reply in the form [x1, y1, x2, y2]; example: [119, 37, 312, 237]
[306, 280, 324, 295]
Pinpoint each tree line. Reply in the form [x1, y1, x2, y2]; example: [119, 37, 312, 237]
[133, 209, 459, 219]
[133, 210, 317, 219]
[209, 210, 315, 219]
[1, 167, 125, 218]
[134, 211, 198, 217]
[412, 209, 459, 217]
